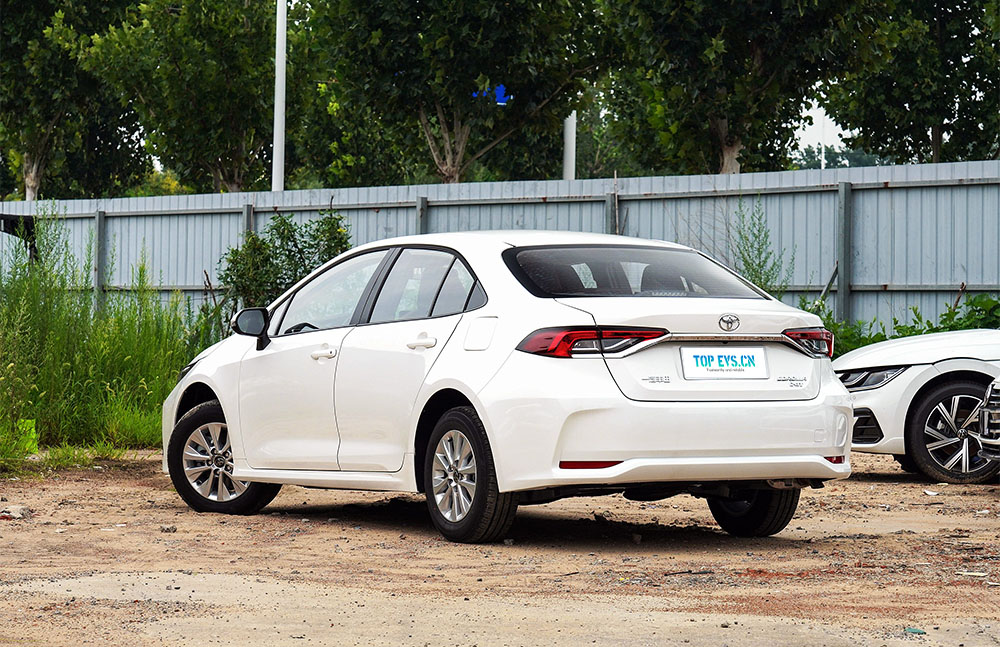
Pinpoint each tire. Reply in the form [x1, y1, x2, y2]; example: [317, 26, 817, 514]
[708, 487, 800, 537]
[892, 453, 919, 473]
[905, 381, 1000, 485]
[167, 400, 282, 514]
[423, 406, 518, 543]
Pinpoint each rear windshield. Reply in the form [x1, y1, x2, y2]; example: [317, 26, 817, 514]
[505, 245, 765, 299]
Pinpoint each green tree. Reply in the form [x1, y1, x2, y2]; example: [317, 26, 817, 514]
[0, 0, 138, 200]
[285, 4, 431, 189]
[823, 1, 1000, 163]
[314, 0, 603, 183]
[0, 149, 16, 199]
[609, 1, 896, 174]
[62, 0, 276, 192]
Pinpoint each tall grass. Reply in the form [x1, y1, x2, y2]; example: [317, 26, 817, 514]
[0, 212, 221, 469]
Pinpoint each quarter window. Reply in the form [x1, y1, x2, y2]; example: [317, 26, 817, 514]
[431, 259, 476, 317]
[278, 250, 388, 335]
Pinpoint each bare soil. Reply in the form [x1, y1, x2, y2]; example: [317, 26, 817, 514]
[2, 453, 999, 646]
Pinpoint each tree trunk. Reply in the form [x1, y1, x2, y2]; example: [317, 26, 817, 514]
[931, 124, 942, 163]
[22, 150, 44, 201]
[418, 104, 471, 184]
[709, 116, 742, 174]
[719, 140, 743, 174]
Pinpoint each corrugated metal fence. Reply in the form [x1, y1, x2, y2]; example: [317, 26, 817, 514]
[2, 161, 998, 328]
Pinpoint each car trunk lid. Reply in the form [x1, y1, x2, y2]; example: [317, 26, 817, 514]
[559, 297, 824, 402]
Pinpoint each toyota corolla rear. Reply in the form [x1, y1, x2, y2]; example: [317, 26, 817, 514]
[478, 242, 853, 493]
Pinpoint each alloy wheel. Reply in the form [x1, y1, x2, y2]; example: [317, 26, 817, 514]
[431, 429, 478, 522]
[182, 423, 249, 502]
[922, 394, 991, 475]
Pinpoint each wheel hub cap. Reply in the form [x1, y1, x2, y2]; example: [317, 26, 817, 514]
[182, 423, 249, 502]
[431, 430, 477, 523]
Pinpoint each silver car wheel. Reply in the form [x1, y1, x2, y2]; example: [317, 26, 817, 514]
[923, 394, 991, 474]
[431, 429, 478, 522]
[182, 423, 249, 502]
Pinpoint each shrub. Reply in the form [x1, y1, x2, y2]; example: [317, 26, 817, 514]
[808, 293, 1000, 359]
[732, 197, 795, 299]
[218, 211, 351, 309]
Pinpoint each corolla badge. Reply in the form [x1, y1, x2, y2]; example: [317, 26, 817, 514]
[719, 314, 740, 332]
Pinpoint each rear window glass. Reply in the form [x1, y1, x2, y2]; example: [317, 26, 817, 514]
[507, 245, 764, 299]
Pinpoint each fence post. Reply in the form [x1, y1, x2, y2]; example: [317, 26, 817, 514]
[417, 196, 429, 234]
[243, 203, 254, 234]
[93, 210, 106, 303]
[604, 193, 617, 234]
[836, 182, 853, 322]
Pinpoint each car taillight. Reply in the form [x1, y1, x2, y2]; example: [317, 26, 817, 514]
[784, 327, 834, 358]
[516, 326, 667, 358]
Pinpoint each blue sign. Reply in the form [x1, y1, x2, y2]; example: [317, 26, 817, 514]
[473, 84, 511, 106]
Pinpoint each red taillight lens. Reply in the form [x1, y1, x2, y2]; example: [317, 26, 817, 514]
[516, 327, 667, 358]
[784, 327, 834, 358]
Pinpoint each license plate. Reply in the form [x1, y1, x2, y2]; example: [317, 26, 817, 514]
[680, 347, 768, 380]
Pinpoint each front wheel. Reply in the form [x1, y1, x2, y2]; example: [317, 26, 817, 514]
[167, 400, 282, 514]
[905, 381, 1000, 484]
[893, 453, 919, 473]
[708, 488, 800, 537]
[423, 406, 518, 543]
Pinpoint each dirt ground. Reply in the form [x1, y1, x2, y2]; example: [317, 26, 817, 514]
[1, 452, 999, 647]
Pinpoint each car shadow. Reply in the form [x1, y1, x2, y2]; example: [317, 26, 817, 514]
[847, 469, 929, 484]
[266, 494, 803, 551]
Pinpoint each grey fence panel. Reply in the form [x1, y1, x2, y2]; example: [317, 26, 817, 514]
[2, 161, 998, 330]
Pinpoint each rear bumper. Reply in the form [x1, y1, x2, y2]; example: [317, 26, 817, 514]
[479, 353, 853, 492]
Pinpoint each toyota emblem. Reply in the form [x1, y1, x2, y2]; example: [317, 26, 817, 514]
[719, 314, 740, 332]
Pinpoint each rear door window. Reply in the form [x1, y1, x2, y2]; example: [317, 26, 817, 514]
[370, 249, 456, 323]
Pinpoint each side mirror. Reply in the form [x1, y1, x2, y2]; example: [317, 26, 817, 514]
[231, 307, 271, 350]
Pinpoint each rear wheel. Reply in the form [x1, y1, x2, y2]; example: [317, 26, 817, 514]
[708, 488, 800, 537]
[423, 406, 518, 543]
[905, 381, 1000, 484]
[167, 400, 282, 514]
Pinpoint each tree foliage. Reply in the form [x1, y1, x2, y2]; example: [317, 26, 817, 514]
[314, 0, 603, 183]
[609, 0, 896, 174]
[823, 0, 1000, 163]
[63, 0, 276, 192]
[285, 4, 432, 189]
[0, 0, 146, 200]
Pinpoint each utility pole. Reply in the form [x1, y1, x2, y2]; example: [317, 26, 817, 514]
[271, 0, 287, 192]
[562, 110, 577, 181]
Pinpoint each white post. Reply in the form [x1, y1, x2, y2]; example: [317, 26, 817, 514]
[562, 110, 577, 181]
[271, 0, 287, 192]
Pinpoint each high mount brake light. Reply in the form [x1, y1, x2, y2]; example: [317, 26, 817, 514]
[516, 327, 667, 358]
[784, 327, 834, 358]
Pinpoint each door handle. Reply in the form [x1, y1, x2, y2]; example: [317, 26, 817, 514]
[406, 336, 437, 349]
[310, 347, 337, 360]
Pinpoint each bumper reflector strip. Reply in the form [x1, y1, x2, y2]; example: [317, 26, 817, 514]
[824, 456, 846, 464]
[558, 460, 623, 470]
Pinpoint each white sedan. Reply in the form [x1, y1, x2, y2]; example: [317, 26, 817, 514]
[163, 231, 852, 543]
[833, 331, 1000, 483]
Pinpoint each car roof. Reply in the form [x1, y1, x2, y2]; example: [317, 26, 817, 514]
[353, 230, 691, 252]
